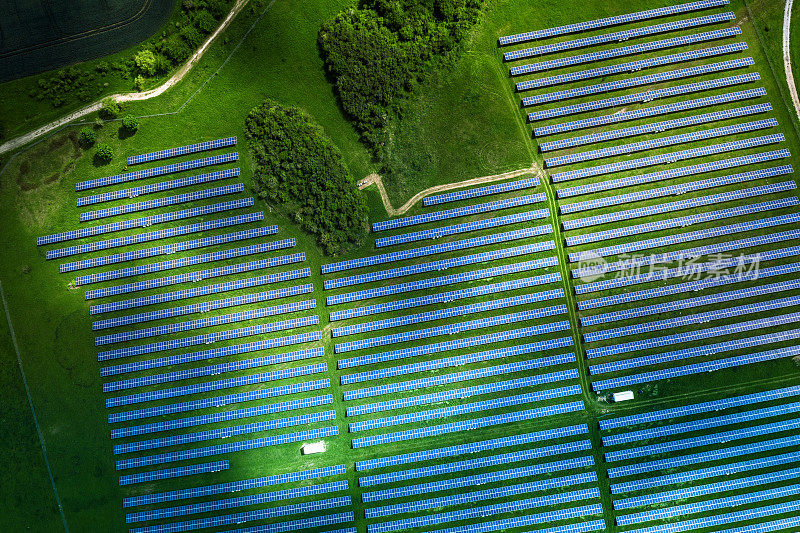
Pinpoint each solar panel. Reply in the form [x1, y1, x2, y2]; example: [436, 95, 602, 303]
[38, 198, 254, 246]
[76, 152, 239, 191]
[77, 239, 296, 286]
[498, 0, 729, 45]
[352, 400, 584, 448]
[543, 104, 772, 152]
[123, 464, 345, 507]
[127, 137, 237, 165]
[322, 227, 553, 274]
[702, 514, 800, 533]
[356, 423, 587, 471]
[548, 118, 777, 168]
[49, 212, 264, 260]
[63, 225, 278, 273]
[552, 133, 784, 182]
[219, 512, 355, 533]
[560, 165, 791, 214]
[373, 194, 546, 231]
[116, 426, 339, 469]
[523, 58, 754, 108]
[85, 253, 305, 300]
[512, 29, 742, 78]
[103, 347, 324, 392]
[324, 242, 552, 290]
[505, 12, 735, 61]
[119, 461, 228, 486]
[375, 210, 548, 247]
[77, 168, 240, 207]
[423, 178, 539, 206]
[535, 87, 767, 137]
[528, 72, 760, 122]
[339, 321, 571, 369]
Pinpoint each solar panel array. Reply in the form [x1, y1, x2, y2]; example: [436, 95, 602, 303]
[127, 137, 237, 165]
[422, 177, 539, 205]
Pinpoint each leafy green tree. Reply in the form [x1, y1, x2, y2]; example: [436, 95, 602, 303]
[100, 97, 121, 119]
[134, 49, 158, 76]
[194, 9, 217, 33]
[245, 99, 368, 255]
[134, 75, 146, 91]
[121, 115, 140, 133]
[94, 143, 113, 165]
[78, 127, 97, 148]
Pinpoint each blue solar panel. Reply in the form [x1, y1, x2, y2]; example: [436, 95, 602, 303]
[332, 290, 562, 337]
[336, 306, 566, 353]
[80, 183, 244, 221]
[77, 152, 239, 191]
[552, 133, 784, 182]
[560, 164, 791, 214]
[322, 227, 552, 275]
[535, 87, 767, 137]
[49, 212, 263, 260]
[77, 239, 296, 286]
[63, 225, 278, 273]
[352, 400, 584, 448]
[106, 362, 327, 408]
[345, 353, 575, 401]
[77, 168, 240, 206]
[339, 321, 571, 369]
[127, 480, 348, 523]
[359, 440, 591, 487]
[548, 118, 777, 168]
[123, 464, 345, 507]
[621, 501, 800, 533]
[325, 242, 553, 290]
[38, 198, 254, 246]
[127, 137, 237, 165]
[128, 496, 350, 533]
[376, 210, 548, 247]
[119, 461, 228, 486]
[349, 385, 580, 432]
[103, 347, 324, 392]
[498, 0, 729, 45]
[512, 29, 742, 78]
[102, 332, 321, 378]
[219, 513, 355, 533]
[110, 379, 329, 423]
[703, 514, 800, 533]
[529, 72, 760, 123]
[356, 423, 587, 471]
[85, 253, 304, 300]
[373, 194, 546, 231]
[423, 178, 539, 206]
[116, 426, 339, 469]
[523, 58, 754, 108]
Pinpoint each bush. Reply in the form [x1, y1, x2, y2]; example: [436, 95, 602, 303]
[134, 75, 147, 91]
[78, 127, 97, 148]
[121, 115, 140, 133]
[94, 143, 113, 165]
[100, 97, 121, 119]
[194, 9, 217, 33]
[181, 25, 204, 48]
[159, 34, 192, 64]
[245, 99, 368, 255]
[134, 49, 158, 76]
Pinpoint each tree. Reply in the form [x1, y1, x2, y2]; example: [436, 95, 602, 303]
[78, 127, 97, 148]
[121, 115, 140, 133]
[100, 97, 121, 119]
[94, 143, 113, 165]
[134, 49, 157, 76]
[134, 75, 146, 91]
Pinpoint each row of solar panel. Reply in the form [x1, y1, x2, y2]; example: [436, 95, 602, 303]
[529, 72, 760, 122]
[77, 152, 238, 191]
[423, 177, 539, 205]
[119, 460, 228, 486]
[127, 137, 237, 165]
[497, 0, 729, 45]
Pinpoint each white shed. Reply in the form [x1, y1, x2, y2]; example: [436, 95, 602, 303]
[301, 441, 327, 455]
[610, 391, 634, 403]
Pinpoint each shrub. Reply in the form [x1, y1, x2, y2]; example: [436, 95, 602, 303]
[121, 115, 140, 133]
[134, 49, 158, 76]
[100, 97, 121, 119]
[245, 99, 368, 255]
[194, 9, 217, 33]
[94, 143, 113, 164]
[78, 127, 97, 148]
[160, 34, 192, 63]
[180, 25, 204, 48]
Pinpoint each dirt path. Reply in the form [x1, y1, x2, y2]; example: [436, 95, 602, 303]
[784, 0, 800, 123]
[359, 166, 543, 216]
[0, 0, 251, 156]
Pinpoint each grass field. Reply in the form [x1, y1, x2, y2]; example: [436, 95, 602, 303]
[2, 0, 800, 531]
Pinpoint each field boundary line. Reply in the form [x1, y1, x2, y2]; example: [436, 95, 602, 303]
[0, 280, 69, 532]
[784, 0, 800, 123]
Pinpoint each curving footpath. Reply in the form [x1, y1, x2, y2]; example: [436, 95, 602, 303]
[785, 0, 800, 123]
[0, 0, 250, 157]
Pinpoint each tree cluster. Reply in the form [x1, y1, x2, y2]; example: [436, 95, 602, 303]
[245, 100, 369, 256]
[318, 0, 483, 153]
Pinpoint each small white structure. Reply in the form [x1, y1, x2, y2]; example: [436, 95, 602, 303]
[301, 441, 327, 455]
[610, 391, 635, 403]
